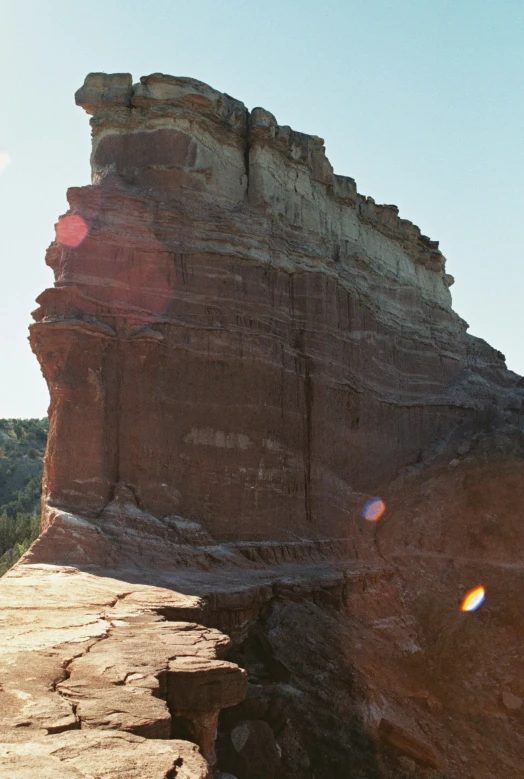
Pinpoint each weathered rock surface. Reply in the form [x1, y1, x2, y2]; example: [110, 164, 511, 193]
[0, 731, 210, 778]
[2, 72, 524, 778]
[0, 562, 247, 772]
[31, 71, 521, 541]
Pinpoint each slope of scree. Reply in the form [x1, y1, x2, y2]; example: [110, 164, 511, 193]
[0, 72, 523, 779]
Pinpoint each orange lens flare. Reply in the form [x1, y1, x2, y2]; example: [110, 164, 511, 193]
[362, 498, 386, 522]
[56, 214, 88, 248]
[460, 585, 486, 613]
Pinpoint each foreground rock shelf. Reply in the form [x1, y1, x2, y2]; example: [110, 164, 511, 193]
[3, 454, 524, 779]
[0, 561, 244, 774]
[2, 73, 524, 777]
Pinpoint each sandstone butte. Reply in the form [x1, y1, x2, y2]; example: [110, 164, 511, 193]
[1, 72, 523, 779]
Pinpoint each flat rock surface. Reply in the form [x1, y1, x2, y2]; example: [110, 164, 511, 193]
[0, 562, 246, 775]
[0, 731, 210, 778]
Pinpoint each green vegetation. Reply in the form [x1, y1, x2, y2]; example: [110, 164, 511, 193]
[0, 418, 48, 576]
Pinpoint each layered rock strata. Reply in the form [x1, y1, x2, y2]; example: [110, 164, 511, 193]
[31, 72, 519, 541]
[1, 73, 523, 778]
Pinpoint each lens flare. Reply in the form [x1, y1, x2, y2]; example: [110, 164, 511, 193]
[460, 585, 485, 613]
[0, 151, 11, 174]
[56, 214, 89, 248]
[362, 497, 386, 522]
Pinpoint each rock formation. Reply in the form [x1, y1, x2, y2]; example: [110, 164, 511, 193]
[31, 72, 517, 540]
[1, 73, 523, 778]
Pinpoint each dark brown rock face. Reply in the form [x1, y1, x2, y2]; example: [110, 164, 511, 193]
[227, 719, 281, 779]
[31, 72, 519, 542]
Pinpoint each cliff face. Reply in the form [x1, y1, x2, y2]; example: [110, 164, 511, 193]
[30, 72, 517, 542]
[2, 73, 523, 779]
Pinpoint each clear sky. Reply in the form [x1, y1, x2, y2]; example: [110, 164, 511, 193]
[1, 0, 523, 418]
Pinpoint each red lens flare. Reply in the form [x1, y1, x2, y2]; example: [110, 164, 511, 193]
[362, 497, 386, 522]
[56, 214, 89, 248]
[460, 585, 486, 613]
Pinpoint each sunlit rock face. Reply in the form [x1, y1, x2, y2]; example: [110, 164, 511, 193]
[31, 72, 518, 540]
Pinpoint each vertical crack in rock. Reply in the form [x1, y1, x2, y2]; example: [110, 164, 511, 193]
[243, 110, 251, 193]
[49, 657, 81, 733]
[165, 756, 184, 778]
[303, 351, 313, 523]
[112, 334, 124, 496]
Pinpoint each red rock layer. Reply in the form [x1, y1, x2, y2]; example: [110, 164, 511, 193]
[31, 72, 520, 542]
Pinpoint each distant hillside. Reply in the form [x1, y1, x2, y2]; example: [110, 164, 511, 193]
[0, 418, 48, 576]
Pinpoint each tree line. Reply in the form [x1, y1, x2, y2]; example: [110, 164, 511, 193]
[0, 419, 47, 576]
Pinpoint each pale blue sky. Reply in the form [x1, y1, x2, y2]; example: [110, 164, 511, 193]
[1, 0, 523, 417]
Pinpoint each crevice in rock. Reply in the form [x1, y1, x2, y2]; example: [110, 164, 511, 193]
[46, 704, 80, 735]
[109, 336, 124, 499]
[105, 590, 135, 610]
[165, 757, 184, 778]
[48, 655, 82, 734]
[303, 352, 313, 524]
[243, 137, 250, 188]
[243, 110, 251, 198]
[170, 714, 195, 742]
[50, 630, 113, 734]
